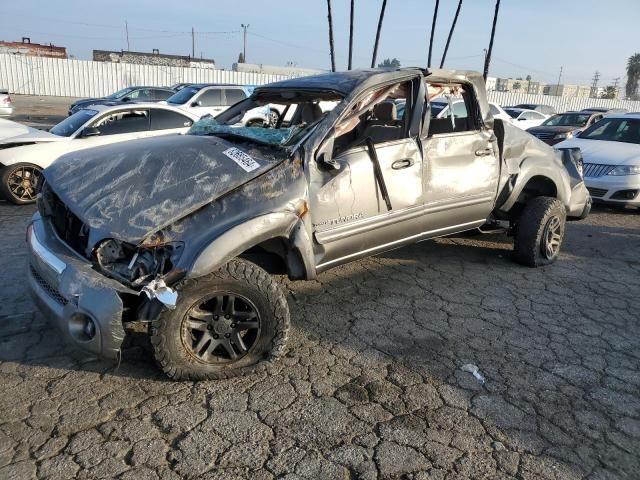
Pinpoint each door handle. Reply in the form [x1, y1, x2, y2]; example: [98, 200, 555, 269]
[391, 158, 414, 170]
[475, 148, 492, 157]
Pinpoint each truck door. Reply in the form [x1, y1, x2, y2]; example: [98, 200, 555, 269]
[420, 84, 500, 231]
[308, 77, 427, 271]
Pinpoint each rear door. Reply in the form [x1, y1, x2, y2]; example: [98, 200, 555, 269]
[191, 88, 227, 117]
[148, 108, 194, 135]
[420, 84, 500, 230]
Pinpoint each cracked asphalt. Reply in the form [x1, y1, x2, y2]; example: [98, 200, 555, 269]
[1, 202, 639, 479]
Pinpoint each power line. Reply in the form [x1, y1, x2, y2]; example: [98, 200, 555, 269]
[590, 70, 600, 98]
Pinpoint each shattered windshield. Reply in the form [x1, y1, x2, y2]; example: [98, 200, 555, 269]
[188, 91, 342, 148]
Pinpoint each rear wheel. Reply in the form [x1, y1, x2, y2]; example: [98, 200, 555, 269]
[513, 196, 566, 267]
[0, 163, 42, 205]
[150, 259, 290, 380]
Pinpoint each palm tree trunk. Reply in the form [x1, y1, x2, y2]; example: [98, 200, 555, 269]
[427, 0, 440, 68]
[483, 0, 501, 80]
[326, 0, 336, 72]
[371, 0, 388, 68]
[439, 0, 463, 68]
[348, 0, 355, 70]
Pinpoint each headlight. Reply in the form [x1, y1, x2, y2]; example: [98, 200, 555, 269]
[607, 165, 640, 176]
[553, 132, 572, 140]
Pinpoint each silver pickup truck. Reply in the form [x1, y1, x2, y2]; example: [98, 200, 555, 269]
[27, 68, 589, 380]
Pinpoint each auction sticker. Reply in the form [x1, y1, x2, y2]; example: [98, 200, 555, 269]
[222, 147, 261, 172]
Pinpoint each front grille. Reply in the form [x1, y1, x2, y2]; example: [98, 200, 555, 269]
[587, 187, 608, 198]
[42, 185, 90, 258]
[530, 131, 554, 140]
[30, 265, 68, 306]
[583, 163, 615, 178]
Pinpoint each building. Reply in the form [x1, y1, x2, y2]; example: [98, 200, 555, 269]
[0, 38, 67, 59]
[232, 62, 324, 77]
[544, 84, 591, 98]
[485, 77, 497, 92]
[93, 50, 215, 69]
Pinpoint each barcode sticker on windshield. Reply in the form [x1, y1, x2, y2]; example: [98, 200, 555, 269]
[222, 147, 260, 172]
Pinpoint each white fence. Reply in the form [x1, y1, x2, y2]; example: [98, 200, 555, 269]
[487, 91, 640, 113]
[0, 54, 295, 98]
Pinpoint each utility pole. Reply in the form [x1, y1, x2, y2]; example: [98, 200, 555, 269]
[427, 0, 440, 68]
[241, 24, 249, 63]
[612, 77, 621, 99]
[371, 0, 388, 68]
[556, 66, 563, 95]
[191, 27, 195, 58]
[590, 70, 600, 98]
[125, 21, 130, 51]
[348, 0, 355, 70]
[482, 0, 501, 80]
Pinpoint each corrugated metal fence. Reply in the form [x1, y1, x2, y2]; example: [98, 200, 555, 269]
[487, 91, 640, 113]
[3, 53, 640, 113]
[0, 54, 293, 97]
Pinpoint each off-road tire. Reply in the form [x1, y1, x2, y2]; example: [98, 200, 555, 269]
[513, 196, 566, 267]
[0, 163, 42, 205]
[150, 259, 290, 381]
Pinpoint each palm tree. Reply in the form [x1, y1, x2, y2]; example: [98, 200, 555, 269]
[326, 0, 336, 72]
[371, 0, 388, 68]
[626, 53, 640, 100]
[427, 0, 440, 68]
[348, 0, 355, 70]
[483, 0, 502, 80]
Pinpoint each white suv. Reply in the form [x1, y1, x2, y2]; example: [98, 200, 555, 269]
[0, 90, 13, 117]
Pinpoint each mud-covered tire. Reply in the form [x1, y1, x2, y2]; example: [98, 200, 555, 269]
[150, 259, 290, 381]
[513, 196, 566, 267]
[0, 163, 42, 205]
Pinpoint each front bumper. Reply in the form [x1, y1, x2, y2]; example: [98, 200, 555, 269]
[585, 174, 640, 207]
[27, 213, 132, 359]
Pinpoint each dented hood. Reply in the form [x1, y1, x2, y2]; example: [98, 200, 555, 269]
[43, 134, 284, 242]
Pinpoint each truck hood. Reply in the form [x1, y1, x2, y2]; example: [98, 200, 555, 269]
[527, 125, 580, 134]
[555, 138, 640, 166]
[0, 118, 62, 145]
[43, 134, 285, 242]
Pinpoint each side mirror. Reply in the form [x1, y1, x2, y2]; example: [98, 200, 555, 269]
[573, 130, 581, 138]
[191, 100, 202, 107]
[80, 126, 100, 137]
[316, 130, 340, 170]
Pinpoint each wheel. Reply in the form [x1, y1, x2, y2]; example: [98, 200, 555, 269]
[513, 196, 566, 267]
[150, 259, 290, 381]
[0, 163, 42, 205]
[267, 109, 281, 127]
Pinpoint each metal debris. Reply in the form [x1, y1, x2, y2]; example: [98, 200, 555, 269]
[142, 278, 178, 309]
[461, 363, 485, 384]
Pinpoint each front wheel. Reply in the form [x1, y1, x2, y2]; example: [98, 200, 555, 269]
[150, 259, 290, 381]
[0, 163, 42, 205]
[513, 196, 566, 267]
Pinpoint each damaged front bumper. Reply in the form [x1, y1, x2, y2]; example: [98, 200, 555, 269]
[26, 213, 133, 360]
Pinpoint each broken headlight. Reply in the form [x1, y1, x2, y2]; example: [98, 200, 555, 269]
[94, 236, 184, 288]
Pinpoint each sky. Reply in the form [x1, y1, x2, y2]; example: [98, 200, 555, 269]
[1, 0, 638, 87]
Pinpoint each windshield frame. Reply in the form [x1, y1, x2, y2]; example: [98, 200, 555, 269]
[49, 109, 98, 137]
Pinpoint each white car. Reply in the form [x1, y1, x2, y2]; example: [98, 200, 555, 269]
[503, 108, 549, 129]
[0, 103, 199, 204]
[165, 84, 281, 126]
[0, 89, 12, 117]
[430, 98, 513, 123]
[556, 113, 640, 207]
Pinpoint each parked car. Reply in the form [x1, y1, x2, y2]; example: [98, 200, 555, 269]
[0, 89, 13, 117]
[556, 113, 640, 206]
[0, 104, 199, 204]
[68, 87, 176, 115]
[168, 83, 194, 92]
[512, 103, 556, 115]
[581, 107, 628, 114]
[527, 111, 604, 145]
[28, 68, 588, 379]
[504, 108, 549, 129]
[430, 98, 513, 123]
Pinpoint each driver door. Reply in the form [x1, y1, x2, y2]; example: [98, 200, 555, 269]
[309, 77, 427, 271]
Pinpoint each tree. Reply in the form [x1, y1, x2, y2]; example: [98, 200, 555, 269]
[377, 58, 401, 68]
[525, 75, 532, 82]
[512, 81, 522, 91]
[625, 53, 640, 100]
[237, 52, 245, 63]
[601, 86, 617, 99]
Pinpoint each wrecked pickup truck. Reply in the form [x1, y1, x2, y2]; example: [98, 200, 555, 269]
[27, 68, 589, 380]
